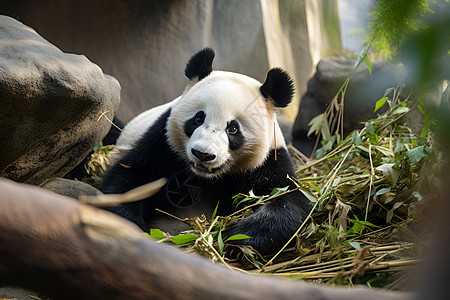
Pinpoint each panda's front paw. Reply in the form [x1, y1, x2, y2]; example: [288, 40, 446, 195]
[226, 219, 275, 255]
[226, 218, 290, 255]
[225, 203, 305, 255]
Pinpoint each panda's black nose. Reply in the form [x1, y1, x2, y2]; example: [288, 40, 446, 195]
[191, 149, 216, 162]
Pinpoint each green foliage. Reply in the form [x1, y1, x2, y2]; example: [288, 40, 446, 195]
[225, 234, 252, 242]
[232, 186, 289, 209]
[92, 141, 103, 152]
[348, 241, 361, 251]
[171, 234, 199, 245]
[298, 187, 318, 203]
[406, 145, 432, 164]
[141, 3, 447, 285]
[346, 215, 381, 236]
[364, 53, 372, 75]
[149, 229, 166, 240]
[289, 76, 438, 286]
[145, 212, 254, 260]
[366, 0, 434, 58]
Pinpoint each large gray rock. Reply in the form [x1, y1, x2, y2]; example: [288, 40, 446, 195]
[0, 15, 120, 185]
[0, 0, 341, 122]
[292, 57, 405, 155]
[41, 178, 103, 199]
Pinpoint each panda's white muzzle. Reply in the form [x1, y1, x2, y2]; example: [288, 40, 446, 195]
[189, 147, 224, 176]
[186, 123, 231, 177]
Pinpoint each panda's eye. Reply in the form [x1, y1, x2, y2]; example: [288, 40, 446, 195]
[195, 116, 203, 125]
[227, 121, 240, 135]
[228, 125, 238, 135]
[194, 111, 205, 125]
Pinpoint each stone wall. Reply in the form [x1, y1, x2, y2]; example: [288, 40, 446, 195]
[0, 0, 340, 122]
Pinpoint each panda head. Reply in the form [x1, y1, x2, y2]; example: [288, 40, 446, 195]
[167, 48, 294, 178]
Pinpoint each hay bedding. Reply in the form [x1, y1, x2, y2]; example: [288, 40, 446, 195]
[145, 100, 436, 290]
[85, 94, 438, 290]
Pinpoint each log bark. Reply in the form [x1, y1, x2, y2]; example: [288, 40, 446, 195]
[0, 178, 413, 300]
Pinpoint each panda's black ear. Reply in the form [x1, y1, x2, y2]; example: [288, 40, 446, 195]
[260, 68, 294, 108]
[185, 48, 215, 81]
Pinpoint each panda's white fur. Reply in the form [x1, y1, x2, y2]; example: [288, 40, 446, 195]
[101, 48, 310, 254]
[116, 98, 180, 151]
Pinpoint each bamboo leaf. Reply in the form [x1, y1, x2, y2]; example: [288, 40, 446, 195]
[307, 113, 324, 137]
[420, 112, 432, 137]
[307, 182, 321, 195]
[375, 187, 392, 196]
[351, 131, 363, 146]
[218, 230, 224, 255]
[385, 196, 395, 204]
[270, 186, 289, 197]
[235, 196, 257, 208]
[374, 97, 387, 112]
[369, 133, 379, 144]
[417, 104, 425, 115]
[364, 54, 372, 75]
[376, 163, 400, 186]
[348, 241, 361, 251]
[387, 202, 404, 223]
[321, 117, 331, 140]
[394, 140, 405, 153]
[354, 44, 370, 70]
[386, 209, 394, 223]
[225, 234, 252, 242]
[373, 145, 394, 157]
[407, 146, 431, 164]
[383, 87, 395, 97]
[150, 229, 166, 240]
[354, 219, 381, 228]
[93, 141, 103, 152]
[299, 188, 317, 203]
[232, 192, 255, 208]
[392, 201, 403, 210]
[171, 234, 199, 245]
[211, 201, 219, 221]
[393, 106, 410, 114]
[365, 122, 376, 136]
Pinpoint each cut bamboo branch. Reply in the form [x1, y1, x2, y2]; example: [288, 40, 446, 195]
[79, 177, 167, 206]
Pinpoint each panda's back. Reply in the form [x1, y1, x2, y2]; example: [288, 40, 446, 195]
[116, 97, 180, 150]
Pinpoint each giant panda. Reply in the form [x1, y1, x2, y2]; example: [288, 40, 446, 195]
[100, 48, 311, 254]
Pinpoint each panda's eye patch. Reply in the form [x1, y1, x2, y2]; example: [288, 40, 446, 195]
[184, 111, 205, 137]
[227, 120, 244, 150]
[227, 120, 240, 135]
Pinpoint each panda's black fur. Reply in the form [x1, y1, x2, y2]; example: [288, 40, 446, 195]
[101, 49, 311, 254]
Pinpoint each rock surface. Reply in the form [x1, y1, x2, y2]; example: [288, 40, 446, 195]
[0, 0, 341, 122]
[0, 15, 120, 185]
[41, 177, 103, 199]
[292, 57, 405, 155]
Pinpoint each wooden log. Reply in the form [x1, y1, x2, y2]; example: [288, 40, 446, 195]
[0, 178, 412, 300]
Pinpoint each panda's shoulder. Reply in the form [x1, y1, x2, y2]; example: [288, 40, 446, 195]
[246, 147, 296, 192]
[116, 98, 180, 150]
[104, 106, 179, 188]
[130, 107, 172, 152]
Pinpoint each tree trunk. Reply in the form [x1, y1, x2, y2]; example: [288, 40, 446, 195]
[0, 178, 412, 300]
